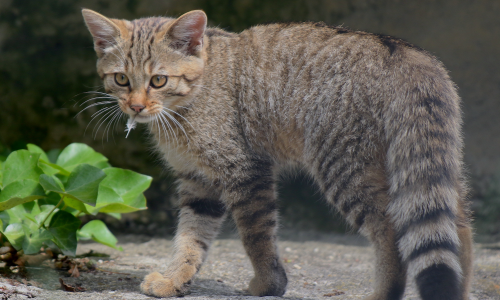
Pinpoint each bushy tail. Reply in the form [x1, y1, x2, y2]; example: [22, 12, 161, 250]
[384, 73, 464, 300]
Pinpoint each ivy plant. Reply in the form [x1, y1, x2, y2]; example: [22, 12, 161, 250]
[0, 143, 151, 256]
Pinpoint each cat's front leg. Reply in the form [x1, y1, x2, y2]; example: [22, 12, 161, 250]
[140, 174, 225, 297]
[226, 159, 287, 296]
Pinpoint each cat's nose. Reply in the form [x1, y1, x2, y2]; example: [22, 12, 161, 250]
[130, 105, 145, 113]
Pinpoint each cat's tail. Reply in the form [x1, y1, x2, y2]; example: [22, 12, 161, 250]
[384, 64, 466, 300]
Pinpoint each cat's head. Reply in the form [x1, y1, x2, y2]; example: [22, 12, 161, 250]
[82, 9, 207, 124]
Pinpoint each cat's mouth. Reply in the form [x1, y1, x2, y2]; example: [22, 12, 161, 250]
[132, 113, 153, 123]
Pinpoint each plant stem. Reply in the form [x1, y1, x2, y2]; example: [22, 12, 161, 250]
[75, 211, 82, 217]
[38, 196, 65, 229]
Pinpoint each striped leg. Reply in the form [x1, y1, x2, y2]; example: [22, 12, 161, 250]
[363, 214, 407, 300]
[227, 161, 287, 296]
[141, 176, 225, 297]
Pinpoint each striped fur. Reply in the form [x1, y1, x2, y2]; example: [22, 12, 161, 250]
[83, 9, 473, 299]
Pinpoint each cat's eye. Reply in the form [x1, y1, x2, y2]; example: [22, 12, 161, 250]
[115, 73, 129, 86]
[150, 75, 168, 88]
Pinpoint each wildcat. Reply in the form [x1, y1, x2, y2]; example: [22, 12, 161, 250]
[82, 9, 473, 300]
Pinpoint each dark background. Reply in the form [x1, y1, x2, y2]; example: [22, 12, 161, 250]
[1, 0, 499, 238]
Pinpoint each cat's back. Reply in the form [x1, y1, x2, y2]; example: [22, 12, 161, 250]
[234, 22, 433, 68]
[228, 21, 458, 165]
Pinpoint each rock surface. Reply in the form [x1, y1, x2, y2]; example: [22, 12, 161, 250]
[1, 233, 499, 300]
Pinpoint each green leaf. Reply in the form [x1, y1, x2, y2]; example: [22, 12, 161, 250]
[63, 197, 91, 214]
[2, 150, 43, 186]
[0, 212, 7, 230]
[5, 205, 27, 225]
[64, 164, 106, 206]
[106, 212, 121, 220]
[24, 201, 40, 228]
[95, 161, 112, 169]
[27, 145, 70, 176]
[39, 174, 65, 193]
[27, 144, 50, 163]
[34, 204, 57, 228]
[48, 210, 81, 256]
[2, 223, 26, 250]
[56, 143, 108, 172]
[97, 194, 147, 213]
[78, 220, 122, 251]
[46, 149, 60, 164]
[38, 192, 62, 207]
[0, 179, 46, 211]
[37, 161, 59, 176]
[93, 168, 151, 213]
[38, 160, 70, 176]
[22, 228, 53, 255]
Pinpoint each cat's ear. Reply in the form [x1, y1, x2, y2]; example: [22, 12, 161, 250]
[167, 10, 207, 56]
[82, 9, 126, 57]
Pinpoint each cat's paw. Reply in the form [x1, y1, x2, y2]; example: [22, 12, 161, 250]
[140, 272, 185, 297]
[248, 264, 288, 297]
[248, 275, 287, 296]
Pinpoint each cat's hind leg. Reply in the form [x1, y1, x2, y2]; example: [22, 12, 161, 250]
[140, 174, 226, 297]
[334, 187, 406, 300]
[361, 212, 407, 300]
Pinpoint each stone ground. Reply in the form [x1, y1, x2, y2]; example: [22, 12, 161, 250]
[1, 232, 499, 300]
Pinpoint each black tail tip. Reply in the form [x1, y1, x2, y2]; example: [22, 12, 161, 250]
[416, 264, 461, 300]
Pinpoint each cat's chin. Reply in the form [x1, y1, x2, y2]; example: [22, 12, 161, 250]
[132, 114, 153, 123]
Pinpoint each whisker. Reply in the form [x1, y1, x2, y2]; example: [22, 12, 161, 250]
[79, 97, 118, 107]
[157, 114, 170, 144]
[113, 111, 125, 138]
[163, 107, 194, 128]
[75, 101, 117, 118]
[81, 91, 115, 97]
[90, 106, 118, 137]
[93, 106, 121, 139]
[104, 109, 123, 142]
[84, 105, 117, 136]
[161, 110, 188, 143]
[156, 116, 167, 144]
[163, 107, 195, 133]
[159, 113, 177, 146]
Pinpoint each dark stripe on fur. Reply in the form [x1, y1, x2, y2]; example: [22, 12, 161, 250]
[245, 232, 273, 245]
[184, 198, 226, 218]
[249, 179, 274, 195]
[340, 195, 363, 215]
[397, 164, 454, 189]
[396, 207, 455, 241]
[354, 207, 368, 227]
[231, 195, 269, 210]
[419, 97, 454, 118]
[323, 163, 349, 195]
[229, 175, 272, 193]
[387, 280, 405, 300]
[374, 33, 424, 54]
[408, 240, 458, 262]
[331, 165, 363, 204]
[416, 264, 460, 300]
[194, 239, 209, 252]
[239, 203, 278, 228]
